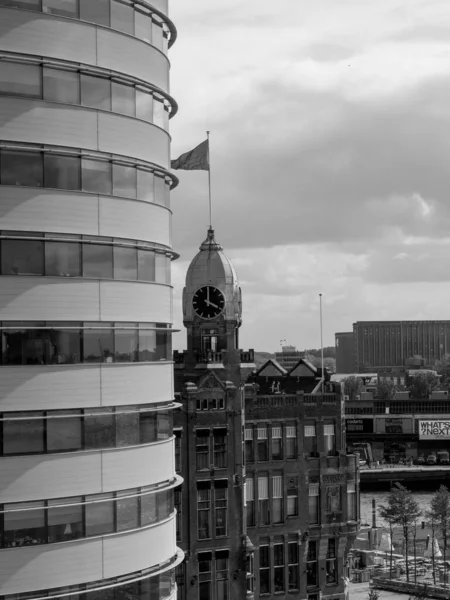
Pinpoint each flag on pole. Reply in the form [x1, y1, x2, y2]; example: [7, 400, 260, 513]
[171, 139, 209, 171]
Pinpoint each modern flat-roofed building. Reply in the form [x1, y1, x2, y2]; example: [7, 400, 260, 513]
[0, 2, 182, 599]
[354, 320, 450, 372]
[335, 332, 354, 374]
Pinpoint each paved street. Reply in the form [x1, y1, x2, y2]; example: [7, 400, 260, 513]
[349, 581, 411, 600]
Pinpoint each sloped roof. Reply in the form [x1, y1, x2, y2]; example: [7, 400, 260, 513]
[255, 359, 287, 377]
[287, 359, 318, 377]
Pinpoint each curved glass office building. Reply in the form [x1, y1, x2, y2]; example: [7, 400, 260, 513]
[0, 1, 182, 599]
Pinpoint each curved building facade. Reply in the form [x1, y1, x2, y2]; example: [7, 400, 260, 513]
[0, 1, 182, 599]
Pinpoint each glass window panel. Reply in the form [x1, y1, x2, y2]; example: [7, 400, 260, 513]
[3, 412, 45, 455]
[43, 68, 79, 103]
[48, 498, 83, 542]
[153, 98, 165, 128]
[1, 0, 41, 8]
[44, 154, 80, 190]
[135, 10, 151, 43]
[83, 324, 114, 363]
[85, 494, 114, 536]
[116, 408, 140, 446]
[137, 169, 155, 202]
[111, 1, 134, 35]
[47, 410, 82, 452]
[117, 490, 139, 531]
[154, 175, 165, 206]
[82, 242, 113, 278]
[81, 158, 112, 194]
[80, 74, 111, 110]
[113, 244, 138, 280]
[45, 240, 81, 277]
[0, 62, 41, 97]
[112, 164, 137, 198]
[1, 239, 44, 275]
[163, 181, 170, 208]
[4, 502, 46, 548]
[79, 0, 110, 26]
[1, 326, 51, 366]
[136, 90, 153, 122]
[1, 151, 43, 187]
[152, 21, 163, 50]
[48, 324, 82, 364]
[84, 408, 115, 448]
[114, 324, 138, 362]
[155, 253, 166, 283]
[111, 82, 135, 117]
[42, 0, 79, 17]
[157, 411, 171, 440]
[163, 105, 169, 130]
[138, 326, 157, 361]
[156, 328, 170, 360]
[141, 492, 157, 525]
[138, 249, 155, 282]
[140, 411, 157, 443]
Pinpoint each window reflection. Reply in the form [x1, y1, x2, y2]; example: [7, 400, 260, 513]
[42, 0, 79, 18]
[48, 498, 83, 543]
[44, 154, 80, 190]
[111, 82, 136, 117]
[47, 410, 83, 452]
[114, 322, 138, 361]
[82, 242, 113, 278]
[81, 74, 111, 111]
[1, 488, 175, 548]
[2, 237, 44, 275]
[86, 493, 115, 536]
[0, 62, 41, 97]
[82, 158, 112, 194]
[0, 569, 176, 600]
[111, 0, 134, 36]
[1, 235, 170, 283]
[0, 403, 173, 456]
[1, 151, 43, 187]
[3, 412, 45, 455]
[0, 0, 171, 54]
[79, 0, 110, 27]
[43, 67, 80, 103]
[0, 322, 171, 367]
[45, 240, 81, 277]
[83, 323, 114, 363]
[85, 408, 115, 449]
[113, 164, 137, 198]
[0, 147, 172, 202]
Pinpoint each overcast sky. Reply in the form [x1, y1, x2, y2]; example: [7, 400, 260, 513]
[168, 0, 450, 353]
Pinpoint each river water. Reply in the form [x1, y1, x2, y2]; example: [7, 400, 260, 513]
[360, 491, 435, 526]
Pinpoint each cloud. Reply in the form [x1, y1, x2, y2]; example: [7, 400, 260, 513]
[169, 0, 450, 350]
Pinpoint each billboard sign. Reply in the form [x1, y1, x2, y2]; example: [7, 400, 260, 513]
[419, 420, 450, 440]
[386, 418, 403, 434]
[346, 419, 373, 433]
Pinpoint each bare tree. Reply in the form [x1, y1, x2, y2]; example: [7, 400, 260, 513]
[379, 483, 421, 582]
[429, 485, 450, 587]
[378, 503, 397, 578]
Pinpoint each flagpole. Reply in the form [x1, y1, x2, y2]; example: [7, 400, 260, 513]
[320, 293, 324, 393]
[206, 130, 212, 229]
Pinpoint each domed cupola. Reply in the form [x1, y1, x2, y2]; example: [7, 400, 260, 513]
[183, 228, 242, 326]
[181, 228, 242, 359]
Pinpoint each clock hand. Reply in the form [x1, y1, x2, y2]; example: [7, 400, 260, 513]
[207, 287, 210, 304]
[208, 301, 219, 309]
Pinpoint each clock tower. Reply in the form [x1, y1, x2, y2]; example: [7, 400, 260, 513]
[178, 227, 246, 384]
[173, 228, 255, 600]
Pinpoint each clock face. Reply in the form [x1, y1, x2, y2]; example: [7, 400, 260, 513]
[193, 286, 225, 319]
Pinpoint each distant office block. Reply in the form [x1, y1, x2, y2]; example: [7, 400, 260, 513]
[335, 332, 355, 373]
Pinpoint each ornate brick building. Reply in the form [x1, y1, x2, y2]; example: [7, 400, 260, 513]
[173, 230, 359, 600]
